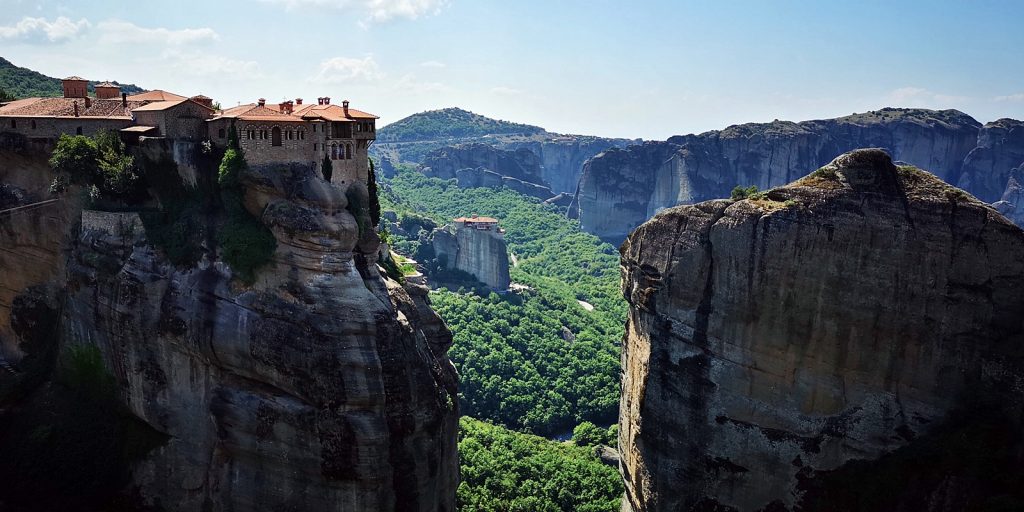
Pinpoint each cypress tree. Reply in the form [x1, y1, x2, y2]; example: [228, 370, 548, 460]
[321, 154, 332, 181]
[368, 158, 380, 226]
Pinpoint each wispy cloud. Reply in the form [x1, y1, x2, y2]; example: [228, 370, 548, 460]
[162, 50, 263, 80]
[490, 86, 523, 97]
[419, 60, 446, 68]
[886, 86, 971, 107]
[394, 73, 450, 93]
[97, 20, 219, 45]
[260, 0, 449, 23]
[313, 56, 383, 83]
[0, 16, 90, 43]
[994, 93, 1024, 103]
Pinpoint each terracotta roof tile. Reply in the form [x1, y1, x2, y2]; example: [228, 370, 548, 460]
[95, 82, 119, 88]
[126, 90, 188, 102]
[0, 97, 145, 118]
[63, 76, 86, 81]
[454, 216, 499, 224]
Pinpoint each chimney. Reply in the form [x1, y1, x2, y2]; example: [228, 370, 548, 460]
[258, 98, 266, 107]
[121, 92, 127, 107]
[73, 101, 79, 117]
[342, 100, 349, 116]
[324, 96, 330, 105]
[317, 97, 323, 105]
[295, 98, 303, 105]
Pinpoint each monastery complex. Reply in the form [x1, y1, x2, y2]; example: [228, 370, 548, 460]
[0, 76, 377, 185]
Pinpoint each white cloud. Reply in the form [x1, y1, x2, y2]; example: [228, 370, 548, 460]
[313, 56, 383, 83]
[995, 93, 1024, 103]
[97, 20, 218, 45]
[0, 16, 90, 43]
[162, 50, 263, 79]
[260, 0, 449, 22]
[490, 86, 522, 96]
[419, 60, 446, 68]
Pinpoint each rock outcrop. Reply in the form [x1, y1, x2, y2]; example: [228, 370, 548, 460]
[432, 221, 510, 291]
[618, 149, 1024, 511]
[575, 108, 1024, 242]
[1, 148, 459, 510]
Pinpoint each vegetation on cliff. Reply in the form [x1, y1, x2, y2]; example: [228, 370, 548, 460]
[217, 141, 276, 283]
[457, 417, 622, 512]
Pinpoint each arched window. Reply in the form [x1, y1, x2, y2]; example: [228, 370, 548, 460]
[346, 143, 352, 159]
[299, 129, 305, 140]
[331, 143, 338, 160]
[271, 127, 282, 146]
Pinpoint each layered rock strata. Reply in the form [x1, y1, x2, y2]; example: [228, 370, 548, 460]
[618, 149, 1024, 511]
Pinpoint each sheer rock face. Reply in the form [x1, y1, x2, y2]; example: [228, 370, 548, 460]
[961, 118, 1024, 203]
[61, 164, 458, 511]
[0, 150, 84, 361]
[432, 224, 511, 290]
[576, 109, 998, 242]
[618, 149, 1024, 512]
[421, 143, 545, 185]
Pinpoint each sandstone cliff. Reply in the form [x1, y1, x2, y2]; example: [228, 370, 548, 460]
[575, 108, 1024, 242]
[0, 146, 458, 510]
[618, 149, 1024, 511]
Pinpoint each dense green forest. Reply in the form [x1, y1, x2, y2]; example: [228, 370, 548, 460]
[457, 418, 621, 512]
[380, 166, 624, 436]
[379, 164, 627, 510]
[377, 107, 546, 143]
[0, 57, 143, 99]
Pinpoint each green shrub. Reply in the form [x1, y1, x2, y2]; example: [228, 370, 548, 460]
[730, 184, 759, 200]
[49, 134, 98, 184]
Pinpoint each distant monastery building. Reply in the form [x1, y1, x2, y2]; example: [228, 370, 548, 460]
[0, 76, 377, 186]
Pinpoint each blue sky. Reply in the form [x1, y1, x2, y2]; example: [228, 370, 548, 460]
[2, 0, 1023, 139]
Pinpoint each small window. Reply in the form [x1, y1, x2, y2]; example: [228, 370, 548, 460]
[271, 127, 282, 147]
[10, 120, 15, 129]
[299, 129, 305, 140]
[218, 128, 226, 138]
[346, 144, 352, 159]
[76, 127, 82, 135]
[331, 144, 338, 160]
[314, 143, 318, 151]
[31, 120, 36, 130]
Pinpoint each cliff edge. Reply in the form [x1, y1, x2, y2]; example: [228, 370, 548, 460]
[618, 149, 1024, 511]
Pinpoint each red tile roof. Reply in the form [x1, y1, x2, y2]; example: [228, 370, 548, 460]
[63, 76, 86, 81]
[0, 97, 145, 118]
[126, 90, 187, 102]
[292, 103, 378, 120]
[454, 216, 499, 224]
[95, 82, 119, 88]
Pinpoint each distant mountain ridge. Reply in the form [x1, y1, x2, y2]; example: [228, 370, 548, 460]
[373, 107, 638, 194]
[378, 107, 546, 143]
[0, 56, 145, 99]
